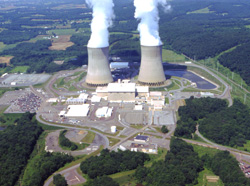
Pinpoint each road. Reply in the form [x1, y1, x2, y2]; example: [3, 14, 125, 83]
[44, 164, 85, 186]
[36, 114, 109, 149]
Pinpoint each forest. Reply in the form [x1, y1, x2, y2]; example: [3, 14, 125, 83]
[0, 0, 250, 84]
[175, 97, 250, 148]
[202, 151, 250, 186]
[134, 138, 203, 186]
[80, 149, 150, 179]
[218, 42, 250, 85]
[59, 130, 77, 150]
[0, 112, 43, 186]
[175, 97, 227, 138]
[199, 99, 250, 147]
[133, 138, 250, 186]
[22, 151, 73, 186]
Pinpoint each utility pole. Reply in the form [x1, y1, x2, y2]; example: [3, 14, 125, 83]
[232, 72, 234, 80]
[241, 79, 243, 89]
[244, 94, 247, 104]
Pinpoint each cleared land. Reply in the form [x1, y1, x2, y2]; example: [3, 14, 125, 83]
[52, 4, 86, 10]
[0, 56, 13, 66]
[49, 35, 74, 51]
[187, 7, 215, 14]
[162, 49, 186, 62]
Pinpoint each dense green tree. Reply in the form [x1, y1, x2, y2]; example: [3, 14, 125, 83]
[53, 174, 68, 186]
[80, 149, 150, 179]
[85, 176, 119, 186]
[161, 125, 169, 133]
[0, 113, 43, 186]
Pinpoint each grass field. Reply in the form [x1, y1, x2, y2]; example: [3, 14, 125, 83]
[0, 113, 23, 127]
[109, 170, 137, 186]
[81, 131, 95, 144]
[10, 66, 29, 73]
[236, 140, 250, 152]
[107, 137, 120, 146]
[187, 7, 215, 14]
[162, 49, 187, 62]
[0, 42, 18, 52]
[49, 35, 74, 50]
[53, 71, 86, 92]
[47, 29, 76, 35]
[195, 168, 224, 186]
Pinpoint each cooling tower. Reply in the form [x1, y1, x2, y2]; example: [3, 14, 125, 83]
[138, 45, 166, 86]
[86, 47, 113, 86]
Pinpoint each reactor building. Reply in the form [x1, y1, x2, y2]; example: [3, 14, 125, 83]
[138, 45, 166, 86]
[86, 47, 113, 86]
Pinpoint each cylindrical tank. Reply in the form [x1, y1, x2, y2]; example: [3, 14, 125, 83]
[111, 126, 116, 133]
[138, 45, 166, 86]
[86, 47, 113, 86]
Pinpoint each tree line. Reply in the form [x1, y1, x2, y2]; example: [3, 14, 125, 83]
[175, 97, 250, 148]
[80, 149, 150, 179]
[174, 97, 227, 139]
[59, 130, 77, 151]
[134, 138, 203, 185]
[0, 112, 43, 186]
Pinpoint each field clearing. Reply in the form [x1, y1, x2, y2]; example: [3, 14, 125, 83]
[187, 7, 215, 14]
[47, 29, 76, 35]
[0, 6, 18, 10]
[0, 56, 13, 65]
[10, 66, 29, 73]
[49, 35, 74, 50]
[162, 49, 187, 62]
[52, 4, 87, 10]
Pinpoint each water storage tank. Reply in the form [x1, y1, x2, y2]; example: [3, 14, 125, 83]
[86, 47, 113, 86]
[138, 45, 166, 86]
[111, 126, 117, 133]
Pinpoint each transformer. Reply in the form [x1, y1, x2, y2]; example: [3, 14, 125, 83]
[138, 45, 166, 86]
[86, 47, 113, 86]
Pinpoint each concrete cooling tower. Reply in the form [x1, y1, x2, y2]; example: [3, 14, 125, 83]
[138, 45, 166, 86]
[86, 47, 113, 86]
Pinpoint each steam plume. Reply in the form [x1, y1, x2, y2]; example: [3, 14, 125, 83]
[134, 0, 170, 46]
[86, 0, 114, 48]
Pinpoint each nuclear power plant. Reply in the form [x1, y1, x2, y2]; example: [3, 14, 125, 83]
[138, 45, 166, 86]
[85, 47, 113, 86]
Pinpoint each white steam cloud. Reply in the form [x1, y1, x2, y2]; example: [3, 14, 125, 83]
[134, 0, 171, 46]
[86, 0, 114, 48]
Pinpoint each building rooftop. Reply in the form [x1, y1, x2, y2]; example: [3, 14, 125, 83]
[108, 83, 136, 93]
[134, 135, 149, 141]
[65, 104, 89, 117]
[136, 86, 149, 93]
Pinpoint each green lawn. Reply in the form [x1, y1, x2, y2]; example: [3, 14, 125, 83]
[107, 137, 120, 146]
[53, 71, 86, 92]
[130, 124, 145, 129]
[109, 170, 137, 186]
[195, 168, 224, 186]
[191, 144, 221, 158]
[10, 66, 29, 73]
[81, 131, 96, 144]
[162, 49, 187, 62]
[236, 140, 250, 152]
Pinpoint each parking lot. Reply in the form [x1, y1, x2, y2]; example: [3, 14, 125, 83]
[0, 74, 51, 87]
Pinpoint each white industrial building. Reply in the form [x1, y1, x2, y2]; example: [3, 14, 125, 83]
[64, 104, 90, 117]
[66, 97, 86, 104]
[96, 81, 149, 102]
[96, 107, 113, 118]
[146, 92, 165, 110]
[91, 95, 101, 103]
[46, 98, 59, 103]
[110, 62, 129, 69]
